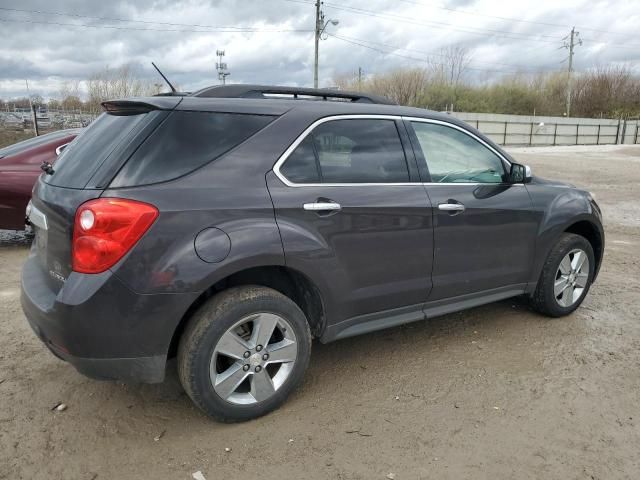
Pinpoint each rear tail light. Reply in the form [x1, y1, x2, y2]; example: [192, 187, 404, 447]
[72, 198, 158, 274]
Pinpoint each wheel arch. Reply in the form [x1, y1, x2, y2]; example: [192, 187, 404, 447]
[167, 265, 327, 358]
[564, 219, 604, 281]
[528, 211, 604, 295]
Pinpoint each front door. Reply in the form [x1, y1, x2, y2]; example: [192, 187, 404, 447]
[407, 119, 539, 301]
[267, 116, 434, 327]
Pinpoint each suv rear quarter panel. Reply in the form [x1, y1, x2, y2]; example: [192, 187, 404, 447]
[102, 110, 328, 294]
[104, 156, 283, 295]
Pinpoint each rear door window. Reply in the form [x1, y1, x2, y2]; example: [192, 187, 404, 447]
[279, 118, 410, 184]
[44, 113, 146, 188]
[110, 111, 275, 187]
[279, 136, 320, 183]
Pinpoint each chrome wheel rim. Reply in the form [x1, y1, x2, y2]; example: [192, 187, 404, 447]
[210, 313, 297, 405]
[554, 249, 590, 308]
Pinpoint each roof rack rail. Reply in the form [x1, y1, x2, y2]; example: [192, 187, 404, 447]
[190, 84, 395, 105]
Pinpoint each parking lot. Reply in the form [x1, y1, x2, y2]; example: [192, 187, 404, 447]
[1, 144, 638, 479]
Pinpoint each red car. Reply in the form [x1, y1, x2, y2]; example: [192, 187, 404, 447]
[0, 129, 80, 230]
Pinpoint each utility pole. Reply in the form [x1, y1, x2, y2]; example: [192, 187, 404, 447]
[216, 50, 230, 85]
[313, 1, 338, 88]
[563, 26, 581, 117]
[357, 67, 363, 91]
[25, 79, 38, 136]
[314, 1, 322, 89]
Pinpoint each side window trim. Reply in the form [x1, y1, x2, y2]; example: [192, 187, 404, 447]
[273, 114, 516, 187]
[404, 117, 513, 185]
[273, 114, 420, 187]
[403, 118, 432, 183]
[395, 119, 422, 183]
[309, 134, 324, 183]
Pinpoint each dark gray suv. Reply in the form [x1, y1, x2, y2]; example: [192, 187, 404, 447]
[21, 85, 604, 421]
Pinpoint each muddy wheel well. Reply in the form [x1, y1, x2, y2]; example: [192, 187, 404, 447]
[167, 266, 326, 358]
[565, 220, 603, 274]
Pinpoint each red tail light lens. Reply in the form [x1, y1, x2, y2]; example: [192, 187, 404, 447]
[72, 198, 158, 274]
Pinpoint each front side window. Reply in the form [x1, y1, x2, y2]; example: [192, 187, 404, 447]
[279, 118, 410, 184]
[411, 122, 506, 184]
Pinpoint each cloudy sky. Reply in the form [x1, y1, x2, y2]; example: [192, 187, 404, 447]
[0, 0, 638, 99]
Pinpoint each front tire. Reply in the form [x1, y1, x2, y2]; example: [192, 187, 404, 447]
[177, 286, 312, 422]
[530, 233, 595, 317]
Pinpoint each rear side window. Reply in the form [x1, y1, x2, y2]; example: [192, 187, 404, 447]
[111, 111, 275, 187]
[45, 113, 145, 188]
[279, 119, 410, 184]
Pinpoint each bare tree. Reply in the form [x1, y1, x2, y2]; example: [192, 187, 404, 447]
[369, 68, 427, 106]
[59, 80, 83, 111]
[332, 68, 427, 106]
[86, 64, 154, 113]
[430, 45, 472, 87]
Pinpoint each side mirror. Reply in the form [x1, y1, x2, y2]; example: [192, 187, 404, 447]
[509, 163, 532, 184]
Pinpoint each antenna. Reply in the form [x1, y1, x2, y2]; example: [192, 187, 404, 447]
[216, 50, 231, 85]
[151, 62, 177, 93]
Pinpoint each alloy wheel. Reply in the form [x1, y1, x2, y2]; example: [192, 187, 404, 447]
[554, 249, 590, 308]
[210, 313, 298, 405]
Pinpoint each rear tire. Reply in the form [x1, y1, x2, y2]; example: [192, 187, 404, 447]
[177, 286, 311, 422]
[530, 233, 595, 317]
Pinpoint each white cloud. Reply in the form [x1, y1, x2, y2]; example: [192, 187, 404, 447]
[0, 0, 638, 99]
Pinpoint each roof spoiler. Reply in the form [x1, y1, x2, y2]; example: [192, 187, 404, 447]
[101, 97, 182, 114]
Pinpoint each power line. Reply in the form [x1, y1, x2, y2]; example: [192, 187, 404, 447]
[0, 6, 312, 32]
[0, 6, 247, 29]
[331, 33, 560, 72]
[0, 10, 312, 33]
[285, 0, 640, 47]
[319, 2, 565, 44]
[394, 0, 638, 37]
[581, 38, 640, 50]
[327, 33, 529, 75]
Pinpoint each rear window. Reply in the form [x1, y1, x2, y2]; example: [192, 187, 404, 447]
[44, 113, 146, 188]
[110, 111, 275, 187]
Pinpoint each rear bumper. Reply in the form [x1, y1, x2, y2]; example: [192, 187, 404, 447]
[21, 251, 198, 383]
[28, 323, 166, 383]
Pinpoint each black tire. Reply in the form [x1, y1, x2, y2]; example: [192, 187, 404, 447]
[530, 233, 595, 317]
[177, 286, 312, 422]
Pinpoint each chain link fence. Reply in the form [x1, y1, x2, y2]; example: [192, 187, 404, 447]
[0, 108, 100, 148]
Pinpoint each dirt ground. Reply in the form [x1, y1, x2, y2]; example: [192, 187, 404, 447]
[1, 145, 639, 480]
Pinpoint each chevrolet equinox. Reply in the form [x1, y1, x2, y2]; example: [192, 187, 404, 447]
[21, 85, 604, 421]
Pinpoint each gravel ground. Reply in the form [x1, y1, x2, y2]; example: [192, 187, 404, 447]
[1, 145, 639, 480]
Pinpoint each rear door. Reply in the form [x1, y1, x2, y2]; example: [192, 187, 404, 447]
[406, 119, 538, 301]
[267, 116, 434, 327]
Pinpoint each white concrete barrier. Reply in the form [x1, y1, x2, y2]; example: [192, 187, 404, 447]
[447, 111, 639, 146]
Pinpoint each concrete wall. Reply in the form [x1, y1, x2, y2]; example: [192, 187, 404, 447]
[447, 111, 639, 146]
